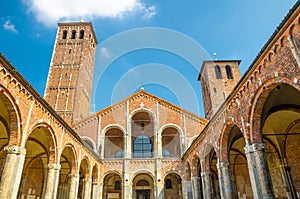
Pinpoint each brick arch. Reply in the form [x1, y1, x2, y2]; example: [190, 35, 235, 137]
[91, 164, 99, 183]
[218, 120, 243, 161]
[129, 107, 156, 121]
[184, 161, 192, 180]
[163, 170, 183, 180]
[101, 124, 126, 137]
[191, 154, 201, 177]
[0, 84, 21, 146]
[102, 170, 123, 183]
[79, 156, 91, 178]
[60, 143, 78, 173]
[158, 123, 183, 137]
[81, 136, 96, 151]
[132, 169, 155, 182]
[201, 143, 217, 171]
[26, 122, 58, 163]
[102, 125, 125, 159]
[249, 77, 296, 143]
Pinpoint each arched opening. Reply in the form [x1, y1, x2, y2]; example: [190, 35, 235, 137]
[131, 112, 154, 158]
[185, 162, 193, 198]
[164, 173, 182, 198]
[0, 88, 19, 178]
[57, 145, 76, 199]
[77, 158, 90, 199]
[104, 128, 124, 158]
[225, 65, 233, 79]
[79, 30, 84, 39]
[91, 164, 99, 198]
[162, 127, 181, 158]
[19, 126, 55, 198]
[191, 155, 203, 199]
[203, 145, 220, 199]
[254, 83, 300, 198]
[62, 30, 67, 39]
[71, 30, 76, 39]
[132, 173, 154, 199]
[102, 173, 122, 199]
[225, 125, 252, 198]
[215, 65, 222, 79]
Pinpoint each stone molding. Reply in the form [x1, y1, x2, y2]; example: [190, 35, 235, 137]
[4, 145, 26, 155]
[47, 163, 61, 170]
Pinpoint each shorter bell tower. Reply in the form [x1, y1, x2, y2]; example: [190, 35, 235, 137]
[198, 60, 241, 120]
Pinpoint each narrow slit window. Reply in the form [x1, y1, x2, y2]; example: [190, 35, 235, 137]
[62, 30, 67, 39]
[215, 65, 222, 79]
[226, 65, 233, 79]
[71, 30, 76, 39]
[79, 30, 84, 39]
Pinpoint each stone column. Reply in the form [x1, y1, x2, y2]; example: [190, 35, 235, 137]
[43, 163, 61, 199]
[156, 181, 164, 199]
[191, 176, 201, 199]
[217, 160, 234, 199]
[83, 179, 92, 199]
[0, 145, 26, 199]
[182, 180, 193, 199]
[201, 171, 213, 199]
[91, 182, 100, 199]
[279, 158, 296, 199]
[68, 174, 79, 199]
[244, 143, 274, 199]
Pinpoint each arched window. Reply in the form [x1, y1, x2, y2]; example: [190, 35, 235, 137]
[133, 135, 152, 158]
[62, 30, 67, 39]
[215, 65, 222, 79]
[162, 128, 181, 157]
[104, 128, 124, 159]
[71, 30, 76, 39]
[79, 30, 84, 39]
[226, 65, 233, 79]
[115, 180, 121, 190]
[165, 179, 172, 189]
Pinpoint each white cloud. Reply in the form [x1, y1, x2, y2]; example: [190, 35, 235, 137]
[24, 0, 156, 27]
[100, 47, 111, 58]
[3, 20, 18, 33]
[142, 6, 157, 20]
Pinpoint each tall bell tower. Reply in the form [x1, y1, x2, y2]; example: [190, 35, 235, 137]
[198, 60, 241, 120]
[44, 22, 98, 125]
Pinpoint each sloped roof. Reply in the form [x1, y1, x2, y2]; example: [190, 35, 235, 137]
[74, 89, 208, 126]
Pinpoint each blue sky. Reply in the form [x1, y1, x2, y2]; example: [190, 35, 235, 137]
[0, 0, 298, 117]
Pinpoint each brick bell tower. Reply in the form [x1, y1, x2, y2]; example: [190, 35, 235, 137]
[198, 60, 241, 120]
[44, 21, 98, 125]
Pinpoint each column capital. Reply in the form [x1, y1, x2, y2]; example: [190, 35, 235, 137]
[4, 145, 26, 155]
[216, 160, 229, 168]
[244, 142, 265, 153]
[68, 173, 80, 179]
[201, 171, 211, 177]
[48, 163, 61, 170]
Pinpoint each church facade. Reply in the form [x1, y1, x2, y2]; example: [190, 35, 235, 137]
[0, 1, 300, 199]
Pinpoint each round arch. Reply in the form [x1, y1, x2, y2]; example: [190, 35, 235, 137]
[132, 171, 155, 199]
[249, 78, 296, 142]
[130, 110, 156, 158]
[163, 172, 182, 199]
[102, 172, 123, 199]
[102, 126, 125, 159]
[250, 81, 300, 198]
[160, 124, 183, 158]
[0, 84, 21, 146]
